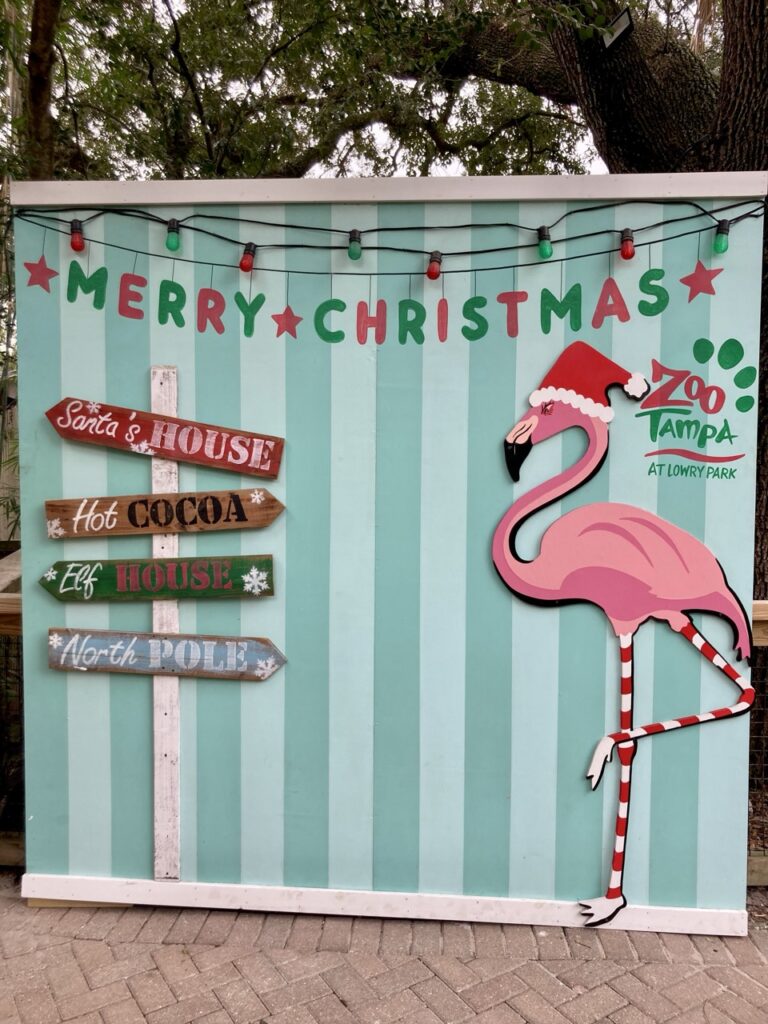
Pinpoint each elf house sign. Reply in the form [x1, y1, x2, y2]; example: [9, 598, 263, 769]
[39, 555, 274, 602]
[13, 174, 766, 933]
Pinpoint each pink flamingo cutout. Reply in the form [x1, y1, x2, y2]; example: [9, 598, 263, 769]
[492, 341, 754, 927]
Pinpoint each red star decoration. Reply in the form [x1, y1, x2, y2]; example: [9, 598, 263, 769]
[679, 259, 723, 302]
[24, 254, 59, 292]
[272, 305, 303, 338]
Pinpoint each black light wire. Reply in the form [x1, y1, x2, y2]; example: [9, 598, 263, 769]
[16, 197, 764, 240]
[12, 214, 763, 277]
[16, 197, 766, 255]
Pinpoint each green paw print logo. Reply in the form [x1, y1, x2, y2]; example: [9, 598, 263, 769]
[692, 337, 756, 413]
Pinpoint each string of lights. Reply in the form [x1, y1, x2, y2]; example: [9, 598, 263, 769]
[14, 198, 765, 280]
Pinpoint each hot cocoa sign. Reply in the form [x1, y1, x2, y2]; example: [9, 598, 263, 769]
[45, 487, 284, 539]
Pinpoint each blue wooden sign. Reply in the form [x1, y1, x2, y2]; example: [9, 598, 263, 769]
[48, 628, 285, 681]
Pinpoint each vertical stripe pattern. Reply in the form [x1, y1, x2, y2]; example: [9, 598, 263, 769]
[14, 194, 762, 917]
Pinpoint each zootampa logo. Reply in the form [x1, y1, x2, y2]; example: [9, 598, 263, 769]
[636, 338, 756, 478]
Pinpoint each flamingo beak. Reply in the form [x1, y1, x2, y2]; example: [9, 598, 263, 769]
[504, 438, 532, 482]
[503, 415, 537, 482]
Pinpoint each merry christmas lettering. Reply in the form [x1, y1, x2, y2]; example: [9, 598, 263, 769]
[64, 260, 680, 343]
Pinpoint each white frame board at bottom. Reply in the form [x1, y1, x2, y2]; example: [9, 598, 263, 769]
[21, 874, 747, 935]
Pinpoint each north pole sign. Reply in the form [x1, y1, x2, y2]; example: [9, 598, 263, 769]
[39, 555, 273, 602]
[48, 628, 286, 680]
[45, 398, 284, 478]
[45, 487, 284, 539]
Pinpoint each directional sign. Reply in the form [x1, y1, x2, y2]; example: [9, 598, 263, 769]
[39, 555, 274, 602]
[48, 628, 286, 681]
[45, 398, 284, 478]
[44, 487, 284, 539]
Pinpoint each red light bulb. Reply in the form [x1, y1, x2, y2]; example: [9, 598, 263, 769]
[239, 242, 256, 273]
[620, 228, 635, 260]
[426, 251, 442, 280]
[70, 220, 85, 252]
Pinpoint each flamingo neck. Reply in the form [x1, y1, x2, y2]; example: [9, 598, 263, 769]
[505, 415, 608, 564]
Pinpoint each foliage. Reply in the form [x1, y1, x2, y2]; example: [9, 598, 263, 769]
[1, 0, 599, 180]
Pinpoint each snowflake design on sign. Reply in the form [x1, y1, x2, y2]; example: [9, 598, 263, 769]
[49, 633, 63, 649]
[43, 567, 58, 581]
[242, 566, 269, 596]
[254, 656, 277, 679]
[47, 518, 65, 539]
[86, 401, 102, 414]
[130, 440, 156, 455]
[250, 489, 266, 504]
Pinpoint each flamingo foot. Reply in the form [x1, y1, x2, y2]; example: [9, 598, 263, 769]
[578, 894, 627, 927]
[586, 736, 616, 790]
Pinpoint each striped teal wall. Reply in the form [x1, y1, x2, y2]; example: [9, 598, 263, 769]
[15, 195, 763, 912]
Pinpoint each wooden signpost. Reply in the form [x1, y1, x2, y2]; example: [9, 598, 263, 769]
[48, 628, 286, 681]
[45, 398, 284, 478]
[39, 555, 274, 602]
[45, 487, 284, 539]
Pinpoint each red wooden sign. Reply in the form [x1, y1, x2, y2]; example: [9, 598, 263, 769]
[46, 398, 284, 479]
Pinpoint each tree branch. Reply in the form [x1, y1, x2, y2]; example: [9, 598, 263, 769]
[161, 0, 215, 166]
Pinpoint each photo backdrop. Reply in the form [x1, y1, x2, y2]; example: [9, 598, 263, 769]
[12, 177, 766, 931]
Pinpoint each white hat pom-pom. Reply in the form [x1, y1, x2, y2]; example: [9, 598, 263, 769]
[624, 372, 649, 398]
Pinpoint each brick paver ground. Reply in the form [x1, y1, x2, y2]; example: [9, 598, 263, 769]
[2, 873, 768, 1024]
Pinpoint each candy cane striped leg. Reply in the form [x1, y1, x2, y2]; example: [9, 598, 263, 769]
[580, 633, 635, 926]
[587, 619, 754, 791]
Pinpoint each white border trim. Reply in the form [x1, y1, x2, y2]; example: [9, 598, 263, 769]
[10, 172, 768, 207]
[21, 874, 747, 936]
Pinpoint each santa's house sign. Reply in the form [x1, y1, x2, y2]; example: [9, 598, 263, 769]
[46, 398, 284, 478]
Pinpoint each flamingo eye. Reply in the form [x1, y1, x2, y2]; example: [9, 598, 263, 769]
[540, 401, 554, 415]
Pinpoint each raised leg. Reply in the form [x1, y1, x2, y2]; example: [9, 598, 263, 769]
[580, 632, 635, 926]
[587, 619, 754, 789]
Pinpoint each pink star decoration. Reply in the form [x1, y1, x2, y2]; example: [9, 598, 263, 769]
[24, 254, 59, 292]
[679, 260, 723, 302]
[272, 305, 303, 338]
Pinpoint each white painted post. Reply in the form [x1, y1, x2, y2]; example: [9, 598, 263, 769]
[151, 366, 180, 880]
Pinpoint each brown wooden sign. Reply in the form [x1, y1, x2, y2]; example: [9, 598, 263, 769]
[45, 487, 283, 539]
[48, 628, 286, 681]
[45, 398, 284, 478]
[39, 555, 273, 602]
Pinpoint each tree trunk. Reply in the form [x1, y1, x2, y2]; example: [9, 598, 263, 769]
[25, 0, 63, 180]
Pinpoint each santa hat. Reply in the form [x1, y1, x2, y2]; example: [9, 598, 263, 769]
[529, 341, 648, 423]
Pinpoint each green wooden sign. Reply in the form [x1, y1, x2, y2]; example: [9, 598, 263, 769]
[39, 554, 273, 602]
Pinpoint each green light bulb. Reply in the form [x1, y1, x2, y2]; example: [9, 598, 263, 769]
[537, 225, 552, 260]
[348, 230, 362, 261]
[713, 219, 730, 255]
[166, 220, 181, 252]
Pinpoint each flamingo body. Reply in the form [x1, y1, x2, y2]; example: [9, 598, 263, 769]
[494, 501, 751, 658]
